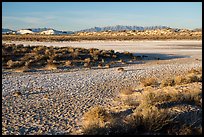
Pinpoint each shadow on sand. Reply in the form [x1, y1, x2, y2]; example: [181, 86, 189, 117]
[132, 53, 189, 60]
[3, 53, 190, 74]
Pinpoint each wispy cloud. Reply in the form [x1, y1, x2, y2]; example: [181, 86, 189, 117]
[3, 15, 57, 27]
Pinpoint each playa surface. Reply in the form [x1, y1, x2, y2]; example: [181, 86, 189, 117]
[2, 40, 202, 135]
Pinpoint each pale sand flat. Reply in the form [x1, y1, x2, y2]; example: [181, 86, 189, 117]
[2, 40, 202, 135]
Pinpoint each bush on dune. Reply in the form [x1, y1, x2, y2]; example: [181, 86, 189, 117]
[80, 68, 202, 135]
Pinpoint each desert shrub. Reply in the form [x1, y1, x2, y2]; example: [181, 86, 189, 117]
[161, 78, 175, 87]
[82, 106, 113, 130]
[89, 48, 94, 54]
[71, 51, 80, 59]
[174, 75, 188, 85]
[6, 60, 24, 68]
[68, 47, 75, 53]
[123, 51, 133, 57]
[98, 63, 103, 68]
[92, 50, 100, 56]
[140, 85, 201, 107]
[105, 64, 110, 69]
[185, 73, 201, 83]
[43, 63, 58, 70]
[141, 78, 158, 87]
[120, 87, 135, 95]
[84, 58, 91, 63]
[65, 60, 72, 66]
[117, 67, 124, 72]
[93, 55, 99, 61]
[133, 106, 176, 133]
[188, 68, 202, 75]
[33, 46, 46, 54]
[84, 62, 90, 68]
[112, 55, 117, 58]
[122, 96, 140, 106]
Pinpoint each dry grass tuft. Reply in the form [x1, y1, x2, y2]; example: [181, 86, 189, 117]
[105, 64, 110, 69]
[65, 60, 72, 66]
[120, 87, 135, 95]
[117, 67, 124, 72]
[141, 77, 158, 87]
[98, 63, 103, 68]
[174, 75, 187, 85]
[161, 78, 175, 87]
[188, 68, 202, 75]
[161, 69, 202, 87]
[82, 106, 113, 130]
[84, 62, 90, 68]
[43, 63, 58, 70]
[6, 60, 24, 69]
[84, 58, 91, 63]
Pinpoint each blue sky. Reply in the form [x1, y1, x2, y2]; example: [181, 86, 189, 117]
[2, 2, 202, 31]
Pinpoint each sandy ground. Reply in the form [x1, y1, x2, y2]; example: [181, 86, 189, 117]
[2, 40, 202, 135]
[3, 40, 202, 59]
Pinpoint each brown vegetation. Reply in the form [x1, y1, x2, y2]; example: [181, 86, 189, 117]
[2, 29, 202, 42]
[141, 77, 158, 87]
[2, 43, 137, 72]
[80, 68, 202, 135]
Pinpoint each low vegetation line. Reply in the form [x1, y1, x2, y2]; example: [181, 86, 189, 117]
[2, 43, 141, 72]
[2, 31, 202, 42]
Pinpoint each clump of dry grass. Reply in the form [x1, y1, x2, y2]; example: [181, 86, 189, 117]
[68, 47, 75, 53]
[174, 75, 187, 85]
[120, 87, 135, 95]
[65, 60, 72, 66]
[43, 59, 58, 70]
[44, 64, 57, 70]
[84, 58, 91, 63]
[185, 73, 202, 83]
[105, 64, 110, 69]
[84, 62, 91, 68]
[141, 77, 158, 87]
[6, 60, 24, 69]
[161, 78, 175, 87]
[161, 69, 202, 87]
[117, 67, 124, 72]
[93, 55, 99, 61]
[112, 55, 117, 58]
[188, 68, 202, 75]
[82, 106, 113, 130]
[98, 63, 103, 68]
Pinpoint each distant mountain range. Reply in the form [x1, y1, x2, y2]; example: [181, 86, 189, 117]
[2, 25, 202, 35]
[76, 25, 170, 32]
[2, 28, 74, 35]
[2, 28, 16, 34]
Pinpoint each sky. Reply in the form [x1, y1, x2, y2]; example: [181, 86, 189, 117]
[2, 2, 202, 31]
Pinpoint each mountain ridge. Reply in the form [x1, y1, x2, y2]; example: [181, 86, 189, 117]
[2, 25, 202, 34]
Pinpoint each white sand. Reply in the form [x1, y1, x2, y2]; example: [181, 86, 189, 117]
[2, 40, 202, 135]
[3, 40, 202, 59]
